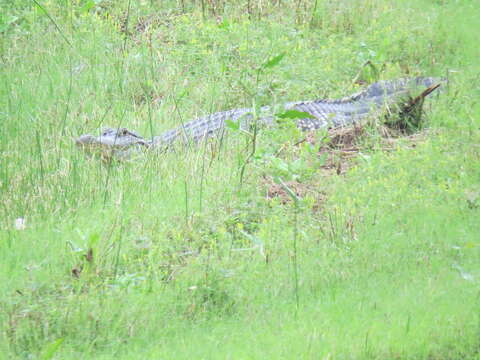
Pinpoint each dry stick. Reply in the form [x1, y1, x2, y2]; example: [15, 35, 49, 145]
[398, 83, 441, 128]
[409, 83, 441, 106]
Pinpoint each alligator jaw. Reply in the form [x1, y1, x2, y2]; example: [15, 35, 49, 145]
[75, 128, 149, 160]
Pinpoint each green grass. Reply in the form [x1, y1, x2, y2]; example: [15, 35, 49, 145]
[1, 0, 480, 358]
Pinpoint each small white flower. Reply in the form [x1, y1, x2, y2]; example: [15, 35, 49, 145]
[15, 218, 26, 230]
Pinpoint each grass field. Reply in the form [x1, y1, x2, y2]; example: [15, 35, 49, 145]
[1, 0, 480, 358]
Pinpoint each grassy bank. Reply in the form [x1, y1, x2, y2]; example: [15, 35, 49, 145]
[1, 0, 479, 358]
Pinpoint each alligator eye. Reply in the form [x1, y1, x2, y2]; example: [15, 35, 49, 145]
[120, 129, 129, 136]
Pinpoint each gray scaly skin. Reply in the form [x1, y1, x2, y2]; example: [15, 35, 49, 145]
[76, 77, 441, 159]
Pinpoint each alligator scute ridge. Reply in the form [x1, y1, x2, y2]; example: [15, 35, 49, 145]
[75, 77, 442, 159]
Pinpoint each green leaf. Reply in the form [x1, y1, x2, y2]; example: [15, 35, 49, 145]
[274, 177, 300, 204]
[0, 15, 19, 33]
[276, 109, 315, 120]
[225, 119, 240, 131]
[80, 0, 95, 13]
[271, 158, 289, 173]
[40, 338, 64, 360]
[88, 232, 100, 248]
[317, 152, 328, 167]
[262, 53, 286, 69]
[238, 230, 263, 247]
[464, 241, 476, 249]
[218, 19, 230, 29]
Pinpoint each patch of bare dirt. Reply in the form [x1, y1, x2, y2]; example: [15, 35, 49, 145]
[308, 123, 429, 175]
[262, 176, 327, 210]
[265, 121, 429, 207]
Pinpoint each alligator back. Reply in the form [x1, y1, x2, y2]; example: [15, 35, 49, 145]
[151, 77, 441, 148]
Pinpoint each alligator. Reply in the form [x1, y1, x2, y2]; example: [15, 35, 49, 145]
[76, 77, 442, 159]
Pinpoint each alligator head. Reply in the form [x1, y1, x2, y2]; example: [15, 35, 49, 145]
[75, 127, 150, 160]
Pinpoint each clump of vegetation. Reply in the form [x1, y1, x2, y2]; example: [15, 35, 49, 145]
[385, 83, 442, 132]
